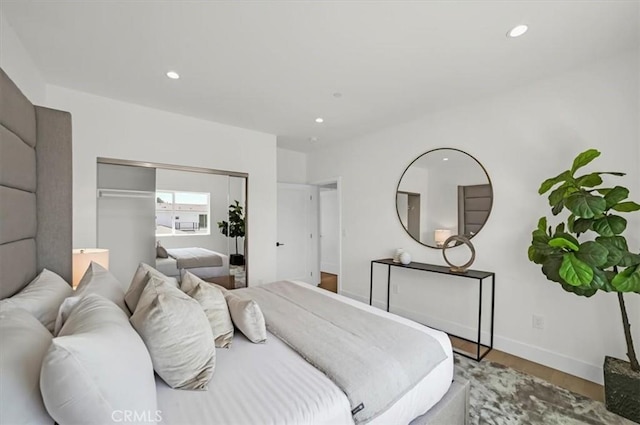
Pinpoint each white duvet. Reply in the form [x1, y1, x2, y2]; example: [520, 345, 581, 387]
[155, 281, 453, 425]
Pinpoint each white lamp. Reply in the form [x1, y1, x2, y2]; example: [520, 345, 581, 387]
[72, 249, 109, 289]
[434, 229, 452, 247]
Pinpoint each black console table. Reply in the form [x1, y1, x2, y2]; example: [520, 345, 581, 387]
[370, 258, 495, 361]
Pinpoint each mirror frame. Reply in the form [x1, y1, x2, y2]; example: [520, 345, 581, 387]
[395, 147, 493, 249]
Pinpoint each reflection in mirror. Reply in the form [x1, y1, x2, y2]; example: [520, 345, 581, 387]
[396, 148, 492, 248]
[97, 158, 248, 288]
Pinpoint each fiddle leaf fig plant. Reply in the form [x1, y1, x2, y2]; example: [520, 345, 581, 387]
[528, 149, 640, 372]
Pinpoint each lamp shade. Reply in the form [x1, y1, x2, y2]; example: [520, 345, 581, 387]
[434, 229, 452, 247]
[72, 249, 109, 288]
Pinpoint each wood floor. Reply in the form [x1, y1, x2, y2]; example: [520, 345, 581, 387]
[318, 273, 604, 402]
[318, 272, 337, 293]
[450, 336, 604, 402]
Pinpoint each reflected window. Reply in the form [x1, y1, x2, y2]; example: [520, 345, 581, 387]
[155, 190, 210, 236]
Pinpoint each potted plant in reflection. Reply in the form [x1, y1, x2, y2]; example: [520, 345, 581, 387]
[217, 200, 246, 266]
[527, 149, 639, 422]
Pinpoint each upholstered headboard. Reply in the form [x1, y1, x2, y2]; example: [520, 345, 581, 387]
[0, 67, 72, 299]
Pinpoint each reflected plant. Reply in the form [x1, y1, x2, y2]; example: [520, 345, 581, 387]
[527, 149, 640, 371]
[217, 200, 245, 255]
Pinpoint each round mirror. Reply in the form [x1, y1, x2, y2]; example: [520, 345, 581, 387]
[396, 148, 493, 249]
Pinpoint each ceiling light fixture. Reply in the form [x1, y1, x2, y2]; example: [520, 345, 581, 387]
[315, 117, 324, 123]
[507, 24, 528, 38]
[166, 71, 180, 79]
[309, 137, 319, 142]
[443, 157, 449, 161]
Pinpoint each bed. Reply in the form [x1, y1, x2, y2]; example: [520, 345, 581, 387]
[156, 280, 455, 425]
[155, 247, 229, 280]
[0, 66, 469, 425]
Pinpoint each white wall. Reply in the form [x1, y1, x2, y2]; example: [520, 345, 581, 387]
[46, 85, 277, 286]
[277, 148, 307, 183]
[0, 12, 46, 104]
[308, 51, 640, 384]
[320, 188, 339, 274]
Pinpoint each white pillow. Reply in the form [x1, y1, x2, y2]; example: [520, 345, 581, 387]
[125, 263, 178, 313]
[130, 277, 215, 390]
[75, 261, 128, 314]
[0, 307, 54, 425]
[225, 292, 267, 344]
[0, 268, 73, 332]
[181, 271, 234, 348]
[40, 294, 158, 425]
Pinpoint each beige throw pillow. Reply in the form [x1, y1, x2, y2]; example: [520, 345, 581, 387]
[225, 292, 267, 343]
[181, 272, 234, 348]
[125, 263, 178, 313]
[130, 277, 215, 390]
[75, 261, 128, 314]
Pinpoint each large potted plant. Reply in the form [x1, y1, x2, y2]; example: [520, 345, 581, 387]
[527, 149, 640, 422]
[217, 200, 246, 266]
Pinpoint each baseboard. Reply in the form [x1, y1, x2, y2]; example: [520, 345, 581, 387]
[340, 290, 603, 385]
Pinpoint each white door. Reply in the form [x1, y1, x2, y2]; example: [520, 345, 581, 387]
[319, 188, 339, 275]
[277, 183, 317, 284]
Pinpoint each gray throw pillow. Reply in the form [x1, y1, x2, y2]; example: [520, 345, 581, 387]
[130, 277, 216, 390]
[225, 291, 267, 344]
[125, 263, 178, 313]
[181, 271, 234, 348]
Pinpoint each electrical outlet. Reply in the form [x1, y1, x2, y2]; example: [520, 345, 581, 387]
[392, 284, 399, 294]
[532, 315, 545, 330]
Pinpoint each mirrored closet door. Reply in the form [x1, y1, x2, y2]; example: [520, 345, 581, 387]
[97, 158, 248, 288]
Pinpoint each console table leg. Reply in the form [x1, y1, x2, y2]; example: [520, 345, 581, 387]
[477, 278, 483, 361]
[386, 265, 391, 312]
[369, 261, 374, 306]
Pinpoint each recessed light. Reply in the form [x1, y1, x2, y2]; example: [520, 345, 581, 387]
[309, 137, 319, 142]
[443, 157, 449, 161]
[166, 71, 180, 79]
[315, 117, 324, 123]
[333, 92, 342, 98]
[507, 25, 528, 38]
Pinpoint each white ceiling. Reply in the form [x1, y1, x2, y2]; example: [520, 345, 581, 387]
[2, 1, 638, 152]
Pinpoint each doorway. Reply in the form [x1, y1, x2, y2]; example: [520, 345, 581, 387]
[318, 183, 340, 293]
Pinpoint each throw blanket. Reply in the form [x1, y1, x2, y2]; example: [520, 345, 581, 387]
[166, 247, 223, 269]
[242, 281, 447, 424]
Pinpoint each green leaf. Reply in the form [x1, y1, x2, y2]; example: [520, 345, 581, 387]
[539, 170, 572, 195]
[573, 218, 593, 234]
[529, 229, 555, 264]
[596, 236, 628, 268]
[612, 201, 640, 212]
[542, 255, 565, 284]
[575, 173, 603, 188]
[619, 252, 640, 268]
[554, 223, 565, 235]
[537, 217, 548, 232]
[565, 192, 606, 218]
[560, 282, 598, 297]
[604, 186, 629, 208]
[548, 185, 568, 208]
[551, 201, 564, 216]
[567, 214, 575, 233]
[560, 253, 593, 286]
[596, 188, 612, 196]
[553, 232, 579, 246]
[611, 265, 640, 292]
[549, 237, 579, 251]
[592, 215, 627, 237]
[575, 241, 609, 267]
[571, 149, 600, 175]
[590, 268, 615, 292]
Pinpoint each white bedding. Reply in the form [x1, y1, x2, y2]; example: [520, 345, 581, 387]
[156, 281, 453, 425]
[155, 257, 229, 280]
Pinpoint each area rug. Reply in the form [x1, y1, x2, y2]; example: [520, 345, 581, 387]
[454, 354, 635, 425]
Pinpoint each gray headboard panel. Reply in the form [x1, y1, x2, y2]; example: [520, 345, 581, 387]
[0, 67, 72, 298]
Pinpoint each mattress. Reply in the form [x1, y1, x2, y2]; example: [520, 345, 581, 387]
[155, 257, 229, 279]
[155, 281, 453, 425]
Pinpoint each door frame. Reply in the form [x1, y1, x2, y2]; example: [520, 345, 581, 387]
[312, 177, 343, 294]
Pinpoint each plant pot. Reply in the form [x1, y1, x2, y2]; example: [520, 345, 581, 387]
[604, 356, 640, 423]
[230, 254, 245, 266]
